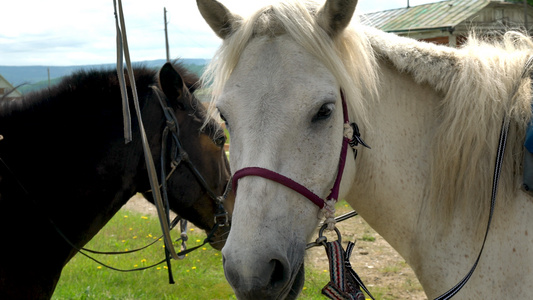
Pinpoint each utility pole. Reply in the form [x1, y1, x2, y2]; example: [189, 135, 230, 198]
[164, 7, 170, 62]
[407, 0, 410, 8]
[525, 0, 529, 34]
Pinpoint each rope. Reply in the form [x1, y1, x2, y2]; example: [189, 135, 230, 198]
[434, 55, 533, 299]
[434, 118, 508, 299]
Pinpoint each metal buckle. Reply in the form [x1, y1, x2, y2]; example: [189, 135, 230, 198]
[214, 211, 229, 227]
[306, 224, 342, 249]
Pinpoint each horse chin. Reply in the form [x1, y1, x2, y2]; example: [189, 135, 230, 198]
[208, 225, 230, 251]
[285, 263, 305, 300]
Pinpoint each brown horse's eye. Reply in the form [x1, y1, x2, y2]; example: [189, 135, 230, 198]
[214, 134, 226, 148]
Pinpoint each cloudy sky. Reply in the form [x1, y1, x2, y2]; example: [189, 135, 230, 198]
[0, 0, 440, 66]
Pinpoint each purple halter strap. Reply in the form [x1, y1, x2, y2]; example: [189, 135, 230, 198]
[232, 91, 352, 209]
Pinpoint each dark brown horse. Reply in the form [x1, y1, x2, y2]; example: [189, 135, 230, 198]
[0, 62, 232, 299]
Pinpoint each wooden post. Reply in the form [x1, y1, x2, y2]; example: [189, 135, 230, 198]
[164, 7, 170, 62]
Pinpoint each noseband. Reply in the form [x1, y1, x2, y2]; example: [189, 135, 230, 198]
[231, 91, 368, 227]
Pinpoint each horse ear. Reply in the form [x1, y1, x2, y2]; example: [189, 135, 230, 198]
[158, 62, 186, 110]
[197, 0, 240, 39]
[316, 0, 358, 37]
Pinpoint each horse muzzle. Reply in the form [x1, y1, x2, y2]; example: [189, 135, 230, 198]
[222, 241, 305, 299]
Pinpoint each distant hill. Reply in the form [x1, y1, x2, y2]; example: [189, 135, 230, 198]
[17, 78, 63, 95]
[0, 58, 209, 94]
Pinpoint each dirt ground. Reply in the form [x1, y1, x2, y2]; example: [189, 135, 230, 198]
[124, 195, 426, 299]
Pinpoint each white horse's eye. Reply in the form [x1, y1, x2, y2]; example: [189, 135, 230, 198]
[313, 103, 334, 122]
[219, 112, 229, 129]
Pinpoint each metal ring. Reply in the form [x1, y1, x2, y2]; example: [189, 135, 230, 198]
[318, 224, 342, 245]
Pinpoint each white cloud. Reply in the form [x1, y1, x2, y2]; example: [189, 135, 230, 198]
[0, 0, 440, 66]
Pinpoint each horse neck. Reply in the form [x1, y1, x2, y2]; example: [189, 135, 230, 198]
[346, 53, 533, 298]
[344, 61, 465, 296]
[0, 75, 154, 240]
[347, 60, 440, 251]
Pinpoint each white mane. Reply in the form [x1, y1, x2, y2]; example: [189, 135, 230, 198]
[368, 27, 533, 227]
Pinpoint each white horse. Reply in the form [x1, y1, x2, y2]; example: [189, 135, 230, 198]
[197, 0, 533, 298]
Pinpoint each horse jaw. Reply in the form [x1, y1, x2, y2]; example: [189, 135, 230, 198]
[216, 34, 346, 299]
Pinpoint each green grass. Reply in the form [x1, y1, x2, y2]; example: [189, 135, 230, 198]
[52, 210, 331, 299]
[361, 234, 376, 242]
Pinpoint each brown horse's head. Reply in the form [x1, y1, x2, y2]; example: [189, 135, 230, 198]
[142, 62, 233, 250]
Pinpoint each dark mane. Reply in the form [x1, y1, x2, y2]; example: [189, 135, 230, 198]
[0, 61, 200, 119]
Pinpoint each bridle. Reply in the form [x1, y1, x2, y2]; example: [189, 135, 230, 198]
[232, 90, 368, 228]
[142, 86, 231, 282]
[229, 90, 373, 299]
[150, 85, 229, 229]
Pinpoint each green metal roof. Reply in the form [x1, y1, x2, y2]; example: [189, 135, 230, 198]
[361, 0, 492, 33]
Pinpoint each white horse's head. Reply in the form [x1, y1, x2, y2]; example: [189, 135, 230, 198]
[198, 0, 375, 298]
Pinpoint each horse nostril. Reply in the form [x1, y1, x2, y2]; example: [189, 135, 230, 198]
[222, 251, 293, 298]
[270, 259, 287, 289]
